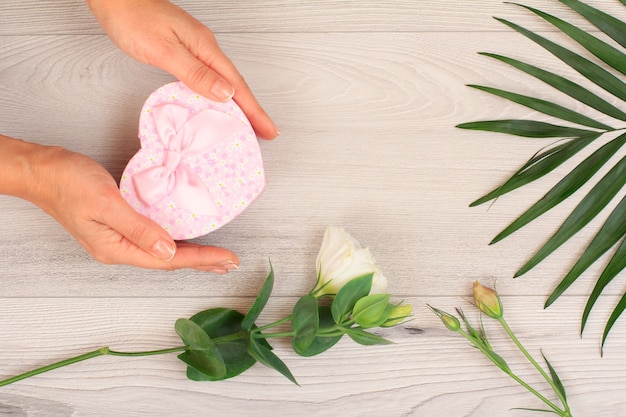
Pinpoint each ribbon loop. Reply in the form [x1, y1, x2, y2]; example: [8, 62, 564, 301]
[132, 103, 246, 216]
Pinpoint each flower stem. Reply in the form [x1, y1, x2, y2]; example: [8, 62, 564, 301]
[0, 345, 189, 387]
[499, 317, 570, 414]
[211, 332, 247, 344]
[107, 346, 188, 357]
[458, 329, 566, 415]
[0, 348, 107, 387]
[252, 331, 295, 339]
[253, 316, 292, 332]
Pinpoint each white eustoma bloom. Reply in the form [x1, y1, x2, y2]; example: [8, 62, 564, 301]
[312, 226, 388, 296]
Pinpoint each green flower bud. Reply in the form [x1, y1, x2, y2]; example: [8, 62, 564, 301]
[382, 303, 413, 327]
[428, 305, 461, 332]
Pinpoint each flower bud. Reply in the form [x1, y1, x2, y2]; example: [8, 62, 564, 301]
[473, 280, 503, 319]
[382, 303, 412, 327]
[428, 305, 461, 332]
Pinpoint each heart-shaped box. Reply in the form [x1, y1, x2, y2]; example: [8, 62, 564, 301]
[119, 81, 265, 240]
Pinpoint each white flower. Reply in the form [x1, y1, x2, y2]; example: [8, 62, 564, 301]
[312, 226, 388, 296]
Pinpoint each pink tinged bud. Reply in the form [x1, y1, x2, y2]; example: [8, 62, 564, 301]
[473, 281, 503, 319]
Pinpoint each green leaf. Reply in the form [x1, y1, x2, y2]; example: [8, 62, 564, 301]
[294, 306, 343, 357]
[484, 350, 511, 373]
[480, 52, 626, 121]
[582, 236, 626, 336]
[546, 195, 626, 308]
[510, 407, 560, 414]
[331, 273, 373, 324]
[471, 134, 600, 206]
[456, 119, 595, 138]
[175, 319, 226, 379]
[559, 0, 626, 49]
[467, 85, 613, 130]
[603, 283, 626, 352]
[175, 318, 213, 350]
[516, 153, 626, 277]
[495, 17, 626, 103]
[490, 133, 626, 244]
[291, 295, 319, 353]
[247, 337, 298, 385]
[515, 3, 626, 77]
[492, 133, 626, 245]
[186, 308, 257, 381]
[346, 328, 393, 346]
[352, 294, 392, 328]
[241, 263, 274, 331]
[541, 351, 568, 402]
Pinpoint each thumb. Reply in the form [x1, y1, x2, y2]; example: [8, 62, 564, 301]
[103, 195, 177, 261]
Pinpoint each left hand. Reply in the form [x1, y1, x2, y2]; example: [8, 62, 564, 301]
[86, 0, 279, 140]
[24, 144, 239, 272]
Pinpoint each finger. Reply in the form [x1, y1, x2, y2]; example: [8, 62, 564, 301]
[98, 239, 239, 271]
[171, 23, 280, 139]
[162, 43, 235, 102]
[170, 242, 239, 271]
[99, 193, 177, 262]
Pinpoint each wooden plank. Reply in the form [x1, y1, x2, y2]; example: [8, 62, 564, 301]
[0, 296, 624, 416]
[0, 0, 625, 35]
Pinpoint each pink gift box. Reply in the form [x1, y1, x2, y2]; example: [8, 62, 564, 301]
[120, 81, 266, 240]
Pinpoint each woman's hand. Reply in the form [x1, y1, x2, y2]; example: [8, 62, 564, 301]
[86, 0, 279, 140]
[4, 137, 239, 272]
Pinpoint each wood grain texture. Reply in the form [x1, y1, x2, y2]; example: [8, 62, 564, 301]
[1, 0, 626, 34]
[1, 0, 625, 415]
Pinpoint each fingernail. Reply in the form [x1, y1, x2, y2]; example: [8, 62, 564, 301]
[211, 78, 235, 101]
[207, 267, 228, 275]
[218, 260, 239, 271]
[152, 239, 176, 261]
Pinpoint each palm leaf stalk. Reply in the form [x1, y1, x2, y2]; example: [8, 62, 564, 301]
[457, 0, 626, 350]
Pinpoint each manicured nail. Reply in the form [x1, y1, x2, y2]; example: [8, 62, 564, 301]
[152, 239, 176, 261]
[218, 260, 239, 271]
[207, 267, 228, 275]
[211, 78, 235, 101]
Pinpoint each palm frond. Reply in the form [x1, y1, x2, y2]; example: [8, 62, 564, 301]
[559, 0, 626, 48]
[495, 135, 626, 246]
[459, 0, 626, 345]
[477, 52, 626, 121]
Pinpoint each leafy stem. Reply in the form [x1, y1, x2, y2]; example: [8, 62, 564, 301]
[499, 317, 570, 415]
[458, 329, 566, 416]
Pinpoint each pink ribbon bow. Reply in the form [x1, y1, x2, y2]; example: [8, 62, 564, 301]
[132, 103, 245, 216]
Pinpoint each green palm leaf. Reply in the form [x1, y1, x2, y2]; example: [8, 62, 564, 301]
[547, 194, 626, 309]
[460, 1, 626, 344]
[514, 154, 626, 276]
[466, 85, 614, 130]
[469, 134, 600, 206]
[515, 3, 626, 76]
[494, 17, 626, 102]
[559, 0, 626, 48]
[494, 135, 626, 245]
[479, 52, 626, 121]
[457, 119, 596, 138]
